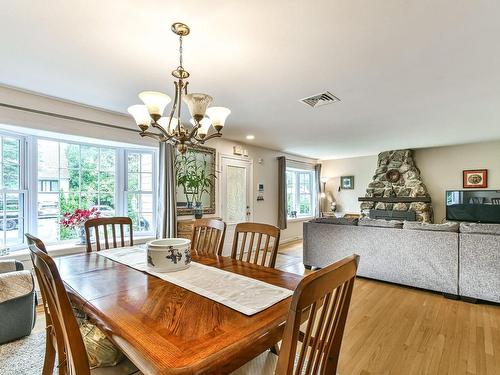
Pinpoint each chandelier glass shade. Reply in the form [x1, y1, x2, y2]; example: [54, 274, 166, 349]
[128, 22, 230, 154]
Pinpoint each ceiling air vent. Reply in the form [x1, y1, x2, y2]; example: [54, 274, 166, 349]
[299, 91, 340, 108]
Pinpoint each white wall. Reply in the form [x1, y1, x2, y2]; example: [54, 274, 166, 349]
[414, 141, 500, 222]
[0, 85, 315, 244]
[321, 155, 376, 214]
[321, 140, 500, 222]
[209, 138, 316, 243]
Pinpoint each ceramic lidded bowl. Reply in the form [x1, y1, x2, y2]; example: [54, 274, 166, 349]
[146, 238, 191, 273]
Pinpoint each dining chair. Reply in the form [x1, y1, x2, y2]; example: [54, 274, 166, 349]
[191, 218, 227, 255]
[231, 222, 281, 268]
[27, 235, 141, 375]
[231, 254, 360, 375]
[25, 233, 60, 375]
[492, 198, 500, 205]
[84, 217, 133, 252]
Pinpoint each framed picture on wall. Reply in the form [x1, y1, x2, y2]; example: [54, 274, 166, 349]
[340, 176, 354, 190]
[463, 169, 488, 188]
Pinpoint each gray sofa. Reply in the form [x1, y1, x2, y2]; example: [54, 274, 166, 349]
[304, 219, 500, 303]
[0, 260, 36, 344]
[303, 220, 459, 296]
[459, 223, 500, 303]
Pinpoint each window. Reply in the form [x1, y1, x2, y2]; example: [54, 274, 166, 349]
[0, 128, 157, 251]
[0, 134, 26, 249]
[126, 151, 155, 233]
[37, 140, 118, 242]
[286, 167, 316, 219]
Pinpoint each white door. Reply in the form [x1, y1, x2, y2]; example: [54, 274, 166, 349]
[220, 155, 252, 255]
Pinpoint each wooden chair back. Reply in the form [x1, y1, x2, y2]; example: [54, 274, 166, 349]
[84, 217, 133, 252]
[26, 233, 62, 375]
[276, 254, 359, 375]
[191, 219, 226, 256]
[231, 222, 281, 268]
[27, 235, 91, 375]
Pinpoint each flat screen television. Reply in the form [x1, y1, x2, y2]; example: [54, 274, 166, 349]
[446, 190, 500, 223]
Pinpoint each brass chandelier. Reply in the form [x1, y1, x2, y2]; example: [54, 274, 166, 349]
[128, 22, 230, 154]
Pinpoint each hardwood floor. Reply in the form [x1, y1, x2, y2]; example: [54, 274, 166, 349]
[32, 241, 500, 374]
[277, 240, 500, 375]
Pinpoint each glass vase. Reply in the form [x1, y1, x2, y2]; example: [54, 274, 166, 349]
[74, 226, 87, 245]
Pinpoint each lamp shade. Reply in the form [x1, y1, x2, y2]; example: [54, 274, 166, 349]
[183, 93, 213, 120]
[127, 105, 151, 127]
[190, 117, 212, 136]
[138, 91, 171, 118]
[206, 107, 231, 130]
[157, 117, 179, 133]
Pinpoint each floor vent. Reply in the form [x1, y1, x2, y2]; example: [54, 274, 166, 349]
[299, 91, 340, 108]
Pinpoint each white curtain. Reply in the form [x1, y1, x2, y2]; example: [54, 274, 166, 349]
[277, 156, 287, 230]
[156, 143, 177, 238]
[314, 163, 322, 217]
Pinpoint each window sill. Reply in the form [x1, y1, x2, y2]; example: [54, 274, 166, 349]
[287, 216, 315, 223]
[0, 235, 155, 263]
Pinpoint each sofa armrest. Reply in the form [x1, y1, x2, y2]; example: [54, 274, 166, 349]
[0, 270, 34, 304]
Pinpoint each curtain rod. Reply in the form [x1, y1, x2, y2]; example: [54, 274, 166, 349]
[0, 102, 139, 133]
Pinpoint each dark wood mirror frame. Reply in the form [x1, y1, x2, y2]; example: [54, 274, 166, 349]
[176, 145, 216, 216]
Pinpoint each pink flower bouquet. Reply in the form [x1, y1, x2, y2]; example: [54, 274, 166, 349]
[60, 207, 101, 229]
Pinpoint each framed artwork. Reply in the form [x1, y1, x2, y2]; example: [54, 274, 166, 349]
[463, 169, 488, 189]
[340, 176, 354, 190]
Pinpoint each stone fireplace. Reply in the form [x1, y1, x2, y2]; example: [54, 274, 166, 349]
[359, 149, 433, 222]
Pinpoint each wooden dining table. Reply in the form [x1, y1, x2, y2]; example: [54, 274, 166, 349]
[55, 249, 302, 374]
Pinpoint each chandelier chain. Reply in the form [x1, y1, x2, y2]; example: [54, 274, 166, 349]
[179, 35, 183, 68]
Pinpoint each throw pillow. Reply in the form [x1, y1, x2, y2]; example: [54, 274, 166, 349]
[311, 217, 359, 226]
[358, 217, 403, 228]
[72, 304, 124, 369]
[403, 221, 460, 232]
[460, 222, 500, 235]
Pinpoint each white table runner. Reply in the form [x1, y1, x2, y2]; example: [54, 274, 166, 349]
[96, 247, 293, 316]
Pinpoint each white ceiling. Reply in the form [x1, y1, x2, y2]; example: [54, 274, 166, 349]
[2, 0, 500, 159]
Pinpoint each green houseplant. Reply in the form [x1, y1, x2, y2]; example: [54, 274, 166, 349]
[175, 150, 215, 219]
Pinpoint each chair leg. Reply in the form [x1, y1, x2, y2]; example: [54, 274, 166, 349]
[42, 329, 56, 375]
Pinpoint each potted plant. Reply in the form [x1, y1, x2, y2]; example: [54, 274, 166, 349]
[175, 151, 215, 219]
[60, 207, 101, 245]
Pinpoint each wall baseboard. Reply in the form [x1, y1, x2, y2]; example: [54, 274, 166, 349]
[280, 236, 302, 244]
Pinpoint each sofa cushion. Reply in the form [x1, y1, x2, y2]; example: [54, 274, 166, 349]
[358, 217, 403, 228]
[403, 221, 460, 232]
[460, 222, 500, 235]
[311, 217, 358, 226]
[72, 303, 125, 369]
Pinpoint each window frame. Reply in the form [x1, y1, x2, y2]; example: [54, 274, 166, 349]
[0, 131, 28, 251]
[285, 167, 316, 220]
[0, 130, 157, 251]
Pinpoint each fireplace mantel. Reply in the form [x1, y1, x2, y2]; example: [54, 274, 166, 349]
[358, 197, 431, 203]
